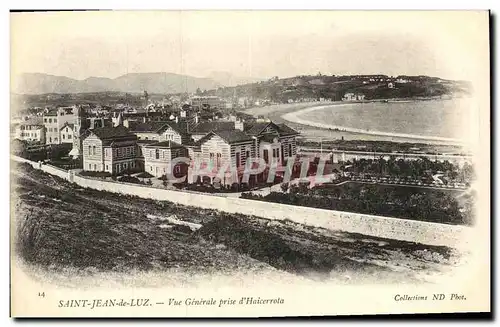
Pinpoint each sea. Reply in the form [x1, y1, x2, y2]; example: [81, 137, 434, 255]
[294, 98, 478, 142]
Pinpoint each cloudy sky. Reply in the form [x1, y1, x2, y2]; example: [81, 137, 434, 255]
[11, 11, 488, 81]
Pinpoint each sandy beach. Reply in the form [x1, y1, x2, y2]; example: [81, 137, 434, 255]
[242, 101, 467, 146]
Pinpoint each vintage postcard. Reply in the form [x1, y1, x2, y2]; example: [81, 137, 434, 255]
[9, 10, 490, 317]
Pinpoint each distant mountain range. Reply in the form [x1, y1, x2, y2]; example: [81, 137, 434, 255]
[12, 72, 264, 95]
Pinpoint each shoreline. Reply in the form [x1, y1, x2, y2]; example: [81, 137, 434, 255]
[280, 102, 467, 146]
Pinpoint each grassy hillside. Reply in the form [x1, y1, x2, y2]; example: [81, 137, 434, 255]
[12, 162, 460, 283]
[204, 74, 472, 103]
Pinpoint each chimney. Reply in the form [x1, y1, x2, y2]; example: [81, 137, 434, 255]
[235, 119, 244, 131]
[114, 112, 123, 127]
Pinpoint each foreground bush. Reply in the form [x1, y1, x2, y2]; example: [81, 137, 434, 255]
[78, 171, 112, 178]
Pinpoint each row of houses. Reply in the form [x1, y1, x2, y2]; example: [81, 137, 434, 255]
[81, 116, 300, 185]
[14, 107, 78, 145]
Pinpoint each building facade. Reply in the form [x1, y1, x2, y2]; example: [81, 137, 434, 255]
[43, 107, 76, 144]
[142, 141, 189, 178]
[82, 125, 139, 174]
[15, 118, 46, 143]
[128, 121, 190, 144]
[60, 123, 74, 144]
[193, 130, 255, 185]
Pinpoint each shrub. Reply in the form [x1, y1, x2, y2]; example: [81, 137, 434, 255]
[79, 171, 112, 178]
[137, 172, 154, 179]
[117, 175, 142, 184]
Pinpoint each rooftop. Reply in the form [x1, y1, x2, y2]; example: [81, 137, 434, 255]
[143, 140, 185, 149]
[88, 125, 136, 140]
[128, 121, 188, 134]
[199, 130, 254, 145]
[190, 121, 235, 134]
[44, 109, 58, 117]
[59, 122, 75, 131]
[19, 117, 44, 126]
[244, 121, 299, 136]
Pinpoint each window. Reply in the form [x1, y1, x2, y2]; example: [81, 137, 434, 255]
[263, 149, 269, 163]
[246, 150, 251, 162]
[62, 134, 65, 140]
[236, 152, 241, 167]
[88, 164, 91, 170]
[92, 145, 96, 155]
[106, 165, 108, 171]
[68, 134, 72, 139]
[44, 118, 47, 123]
[49, 137, 52, 143]
[288, 143, 293, 156]
[145, 137, 149, 140]
[216, 153, 222, 167]
[117, 148, 121, 157]
[48, 118, 52, 123]
[126, 147, 131, 156]
[150, 166, 153, 172]
[94, 164, 97, 171]
[155, 149, 160, 159]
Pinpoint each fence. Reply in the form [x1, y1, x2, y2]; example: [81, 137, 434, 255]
[11, 155, 472, 248]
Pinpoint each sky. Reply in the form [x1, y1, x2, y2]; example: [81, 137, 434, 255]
[10, 11, 489, 81]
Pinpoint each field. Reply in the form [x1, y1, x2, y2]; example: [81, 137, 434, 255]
[11, 162, 466, 286]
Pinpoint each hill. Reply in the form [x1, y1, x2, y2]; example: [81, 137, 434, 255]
[12, 72, 225, 95]
[207, 71, 264, 87]
[202, 74, 473, 103]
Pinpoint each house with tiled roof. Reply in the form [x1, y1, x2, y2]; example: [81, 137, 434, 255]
[82, 125, 139, 174]
[186, 119, 300, 185]
[59, 122, 75, 144]
[43, 107, 77, 145]
[189, 121, 237, 141]
[243, 121, 300, 165]
[128, 121, 191, 144]
[190, 129, 255, 185]
[142, 140, 189, 178]
[15, 117, 45, 143]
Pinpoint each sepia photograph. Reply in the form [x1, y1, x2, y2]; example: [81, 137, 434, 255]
[9, 9, 491, 318]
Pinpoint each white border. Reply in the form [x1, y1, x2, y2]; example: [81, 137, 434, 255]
[2, 1, 497, 325]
